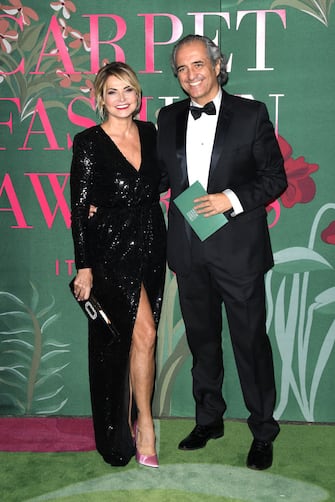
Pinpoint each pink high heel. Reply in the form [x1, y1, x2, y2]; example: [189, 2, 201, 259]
[133, 421, 159, 468]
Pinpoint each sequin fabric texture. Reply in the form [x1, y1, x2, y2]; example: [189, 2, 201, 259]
[70, 121, 166, 466]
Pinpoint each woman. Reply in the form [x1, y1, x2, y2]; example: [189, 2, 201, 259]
[70, 62, 166, 467]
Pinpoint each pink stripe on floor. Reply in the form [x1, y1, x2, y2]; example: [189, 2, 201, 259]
[0, 417, 95, 452]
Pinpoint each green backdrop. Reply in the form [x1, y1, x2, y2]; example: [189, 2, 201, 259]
[1, 0, 334, 422]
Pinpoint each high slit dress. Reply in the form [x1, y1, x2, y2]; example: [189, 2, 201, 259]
[70, 121, 166, 466]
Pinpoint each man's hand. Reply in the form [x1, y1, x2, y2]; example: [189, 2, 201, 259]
[194, 192, 232, 217]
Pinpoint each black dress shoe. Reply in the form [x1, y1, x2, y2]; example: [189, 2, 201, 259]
[246, 439, 273, 470]
[178, 421, 224, 450]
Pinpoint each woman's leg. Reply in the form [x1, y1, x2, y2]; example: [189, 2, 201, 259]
[130, 284, 157, 456]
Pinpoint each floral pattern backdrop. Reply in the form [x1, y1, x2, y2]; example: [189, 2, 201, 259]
[0, 0, 334, 421]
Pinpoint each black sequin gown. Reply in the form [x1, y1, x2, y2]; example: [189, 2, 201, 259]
[70, 121, 166, 466]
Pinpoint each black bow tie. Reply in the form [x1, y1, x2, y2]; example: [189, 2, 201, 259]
[190, 101, 216, 120]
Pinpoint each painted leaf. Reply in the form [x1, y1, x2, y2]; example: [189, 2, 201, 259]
[34, 398, 68, 415]
[0, 285, 69, 415]
[274, 246, 332, 273]
[271, 0, 334, 26]
[40, 350, 70, 362]
[19, 23, 44, 52]
[0, 292, 24, 307]
[35, 385, 65, 401]
[314, 287, 335, 314]
[21, 100, 67, 121]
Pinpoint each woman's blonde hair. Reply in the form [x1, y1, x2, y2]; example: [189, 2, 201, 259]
[94, 61, 142, 119]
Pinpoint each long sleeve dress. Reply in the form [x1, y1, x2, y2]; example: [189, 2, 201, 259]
[70, 121, 166, 466]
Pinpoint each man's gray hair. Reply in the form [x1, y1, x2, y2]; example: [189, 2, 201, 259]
[171, 34, 228, 86]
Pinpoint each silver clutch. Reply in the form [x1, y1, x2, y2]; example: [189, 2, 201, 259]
[69, 278, 120, 341]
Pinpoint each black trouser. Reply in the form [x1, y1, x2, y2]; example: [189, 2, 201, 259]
[177, 248, 280, 442]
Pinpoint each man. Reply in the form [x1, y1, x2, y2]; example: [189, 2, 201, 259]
[157, 34, 287, 470]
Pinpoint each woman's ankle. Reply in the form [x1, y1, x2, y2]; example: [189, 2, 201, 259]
[134, 420, 156, 455]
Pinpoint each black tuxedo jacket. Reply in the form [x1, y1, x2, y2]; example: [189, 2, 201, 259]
[157, 90, 287, 278]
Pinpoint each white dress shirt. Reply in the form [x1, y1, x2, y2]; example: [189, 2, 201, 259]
[186, 90, 243, 216]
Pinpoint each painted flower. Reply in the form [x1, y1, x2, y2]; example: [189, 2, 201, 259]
[56, 68, 81, 88]
[0, 19, 18, 53]
[0, 69, 5, 83]
[321, 221, 335, 245]
[0, 0, 38, 25]
[50, 0, 76, 20]
[266, 199, 281, 228]
[278, 135, 319, 208]
[69, 28, 90, 51]
[80, 78, 95, 98]
[58, 18, 72, 39]
[160, 189, 171, 212]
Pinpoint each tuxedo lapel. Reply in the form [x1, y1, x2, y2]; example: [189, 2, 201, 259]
[175, 101, 193, 241]
[208, 92, 232, 190]
[175, 102, 190, 189]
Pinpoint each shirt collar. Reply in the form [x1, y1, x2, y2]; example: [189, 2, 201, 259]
[190, 88, 222, 109]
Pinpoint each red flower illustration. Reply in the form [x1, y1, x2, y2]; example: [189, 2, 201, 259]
[160, 189, 171, 212]
[278, 135, 319, 208]
[69, 28, 90, 51]
[50, 1, 76, 20]
[80, 78, 94, 98]
[58, 18, 72, 39]
[266, 199, 281, 228]
[0, 0, 38, 26]
[321, 221, 335, 245]
[0, 19, 18, 53]
[56, 68, 81, 88]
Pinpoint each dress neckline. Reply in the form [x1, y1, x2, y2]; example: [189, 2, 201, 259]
[98, 123, 142, 172]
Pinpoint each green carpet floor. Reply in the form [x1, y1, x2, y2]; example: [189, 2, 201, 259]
[1, 419, 334, 502]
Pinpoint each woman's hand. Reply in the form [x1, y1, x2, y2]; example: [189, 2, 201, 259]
[73, 268, 93, 301]
[88, 205, 98, 219]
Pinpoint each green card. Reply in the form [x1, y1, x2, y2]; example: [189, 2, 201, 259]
[173, 181, 228, 241]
